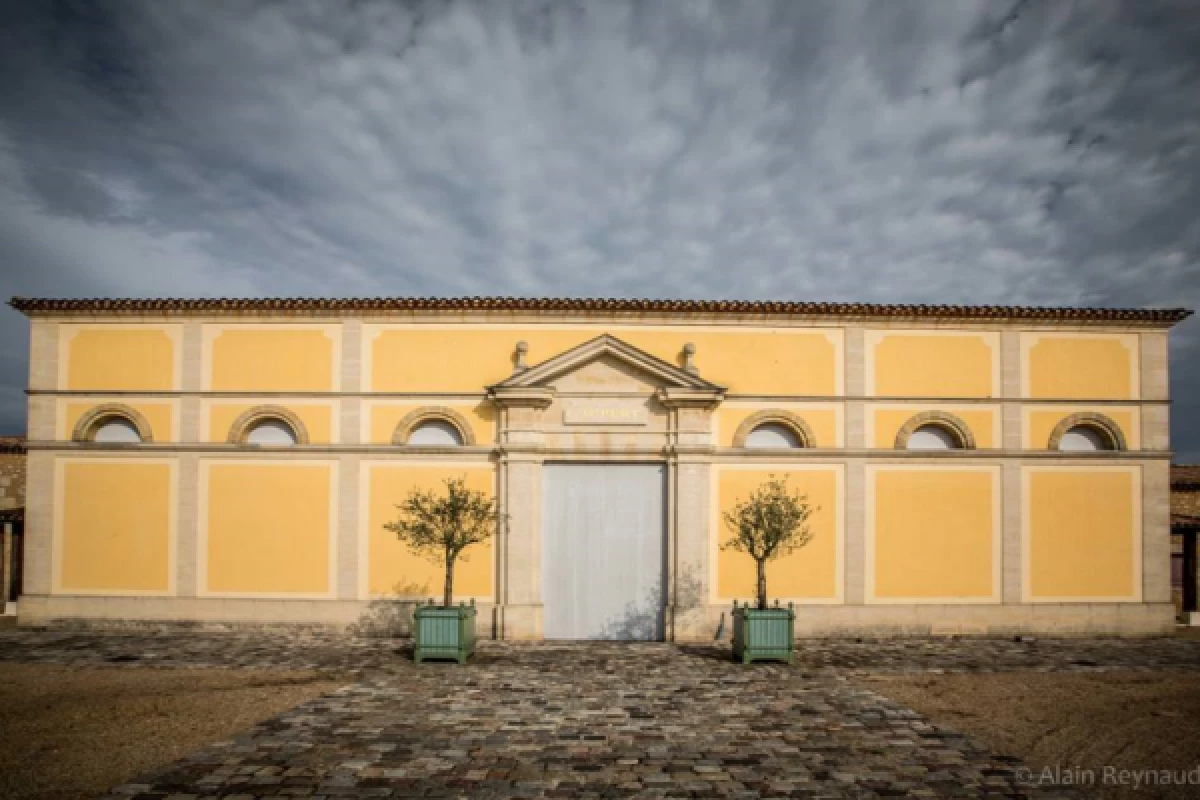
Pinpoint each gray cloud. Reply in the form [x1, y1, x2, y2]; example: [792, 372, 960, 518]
[0, 0, 1197, 456]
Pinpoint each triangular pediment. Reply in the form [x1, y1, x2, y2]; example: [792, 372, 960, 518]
[488, 335, 725, 393]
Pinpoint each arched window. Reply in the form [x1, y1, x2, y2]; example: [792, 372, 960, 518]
[227, 405, 310, 445]
[392, 407, 476, 446]
[906, 424, 960, 451]
[894, 411, 975, 450]
[244, 418, 300, 446]
[1049, 413, 1125, 452]
[408, 420, 465, 446]
[71, 404, 154, 443]
[92, 418, 143, 443]
[745, 423, 801, 449]
[731, 411, 816, 449]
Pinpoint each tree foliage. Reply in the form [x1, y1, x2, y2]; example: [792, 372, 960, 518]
[721, 476, 817, 609]
[384, 477, 500, 608]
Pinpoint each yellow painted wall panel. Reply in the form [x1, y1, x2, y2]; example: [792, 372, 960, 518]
[717, 407, 837, 448]
[1027, 336, 1134, 399]
[873, 334, 995, 397]
[65, 328, 176, 390]
[369, 328, 839, 395]
[208, 403, 333, 444]
[716, 469, 838, 600]
[205, 464, 332, 594]
[209, 328, 335, 391]
[369, 403, 496, 445]
[368, 466, 495, 598]
[1028, 470, 1137, 599]
[872, 470, 995, 600]
[64, 402, 174, 442]
[61, 461, 172, 591]
[873, 409, 995, 449]
[1027, 409, 1136, 450]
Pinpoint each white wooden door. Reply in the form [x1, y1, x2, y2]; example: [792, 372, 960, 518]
[541, 464, 666, 640]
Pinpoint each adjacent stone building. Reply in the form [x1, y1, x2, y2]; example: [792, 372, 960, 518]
[0, 436, 26, 616]
[1172, 464, 1200, 624]
[8, 296, 1192, 637]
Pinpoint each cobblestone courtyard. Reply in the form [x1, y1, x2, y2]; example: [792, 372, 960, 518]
[3, 630, 1200, 798]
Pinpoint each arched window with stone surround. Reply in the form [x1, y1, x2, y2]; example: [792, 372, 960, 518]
[392, 407, 476, 447]
[732, 411, 816, 449]
[894, 411, 975, 450]
[1048, 412, 1126, 452]
[72, 404, 154, 444]
[227, 406, 310, 446]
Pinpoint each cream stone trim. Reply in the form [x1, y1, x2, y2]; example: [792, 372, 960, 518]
[70, 403, 156, 443]
[893, 410, 977, 450]
[226, 404, 311, 445]
[864, 329, 1000, 398]
[1046, 412, 1128, 451]
[709, 463, 845, 605]
[1020, 465, 1142, 604]
[730, 410, 817, 448]
[197, 459, 339, 600]
[201, 398, 338, 444]
[357, 460, 499, 602]
[51, 456, 178, 597]
[392, 406, 477, 446]
[200, 323, 342, 392]
[1020, 332, 1140, 400]
[864, 464, 1002, 605]
[57, 323, 183, 391]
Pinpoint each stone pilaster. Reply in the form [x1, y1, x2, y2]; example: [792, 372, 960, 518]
[180, 322, 203, 443]
[337, 455, 361, 600]
[844, 327, 865, 449]
[501, 457, 543, 639]
[340, 321, 362, 445]
[1002, 463, 1022, 603]
[1140, 331, 1168, 402]
[28, 319, 58, 391]
[844, 459, 866, 604]
[27, 321, 58, 442]
[1142, 460, 1170, 603]
[671, 456, 712, 640]
[1000, 330, 1022, 449]
[176, 454, 199, 596]
[20, 451, 55, 597]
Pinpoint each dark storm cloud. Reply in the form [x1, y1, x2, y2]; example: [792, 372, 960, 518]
[0, 0, 1197, 456]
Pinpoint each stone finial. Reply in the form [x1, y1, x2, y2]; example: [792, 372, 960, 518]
[682, 342, 697, 374]
[514, 340, 529, 372]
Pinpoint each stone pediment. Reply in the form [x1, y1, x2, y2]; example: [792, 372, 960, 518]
[486, 335, 725, 408]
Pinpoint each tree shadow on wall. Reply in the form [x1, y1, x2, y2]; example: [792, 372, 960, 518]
[349, 579, 430, 638]
[594, 565, 710, 642]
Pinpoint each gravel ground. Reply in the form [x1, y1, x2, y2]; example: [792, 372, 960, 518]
[863, 669, 1200, 799]
[0, 664, 344, 800]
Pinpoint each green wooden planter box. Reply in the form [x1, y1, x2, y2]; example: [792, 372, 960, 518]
[731, 601, 795, 664]
[413, 601, 477, 664]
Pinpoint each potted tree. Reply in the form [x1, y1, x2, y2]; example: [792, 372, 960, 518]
[723, 476, 817, 664]
[385, 477, 500, 663]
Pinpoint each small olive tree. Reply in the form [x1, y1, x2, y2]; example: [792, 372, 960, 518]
[385, 477, 500, 608]
[721, 476, 817, 610]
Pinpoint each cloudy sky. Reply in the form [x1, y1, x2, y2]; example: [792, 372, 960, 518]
[0, 0, 1197, 456]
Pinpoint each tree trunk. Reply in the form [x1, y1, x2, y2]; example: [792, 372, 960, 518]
[756, 559, 767, 610]
[444, 558, 455, 609]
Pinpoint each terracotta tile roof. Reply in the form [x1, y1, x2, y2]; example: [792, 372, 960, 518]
[1172, 465, 1200, 489]
[7, 296, 1193, 324]
[0, 437, 25, 455]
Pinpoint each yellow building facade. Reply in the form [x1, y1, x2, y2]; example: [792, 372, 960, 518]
[10, 297, 1190, 637]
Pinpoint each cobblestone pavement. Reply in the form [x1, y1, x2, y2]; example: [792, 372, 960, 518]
[4, 630, 1200, 798]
